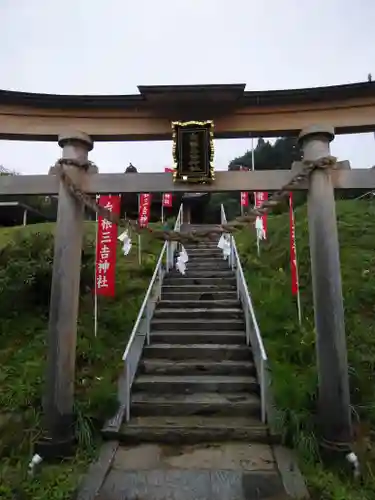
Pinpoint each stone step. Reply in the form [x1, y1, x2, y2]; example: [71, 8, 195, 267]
[100, 443, 284, 500]
[144, 344, 251, 361]
[151, 318, 244, 331]
[182, 239, 220, 244]
[138, 358, 255, 376]
[132, 375, 258, 394]
[167, 270, 234, 279]
[162, 290, 238, 301]
[181, 244, 223, 250]
[184, 255, 227, 262]
[131, 392, 260, 417]
[184, 254, 225, 266]
[153, 308, 243, 320]
[162, 285, 237, 295]
[184, 259, 228, 265]
[182, 254, 225, 261]
[183, 249, 224, 256]
[150, 331, 246, 344]
[182, 261, 229, 270]
[163, 277, 237, 286]
[183, 241, 220, 247]
[117, 416, 270, 445]
[158, 299, 241, 309]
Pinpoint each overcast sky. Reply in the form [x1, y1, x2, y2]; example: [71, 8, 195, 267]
[0, 0, 374, 175]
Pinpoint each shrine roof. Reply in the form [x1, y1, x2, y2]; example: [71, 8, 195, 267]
[0, 201, 51, 226]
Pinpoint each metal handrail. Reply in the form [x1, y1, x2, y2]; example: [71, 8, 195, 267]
[220, 204, 269, 423]
[122, 204, 183, 421]
[122, 242, 167, 363]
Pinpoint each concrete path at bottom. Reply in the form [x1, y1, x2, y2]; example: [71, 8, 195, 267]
[80, 441, 309, 500]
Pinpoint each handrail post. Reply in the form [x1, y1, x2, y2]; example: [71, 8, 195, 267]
[230, 235, 234, 270]
[244, 307, 250, 346]
[125, 362, 130, 422]
[260, 359, 267, 423]
[157, 265, 163, 300]
[146, 301, 151, 345]
[166, 243, 170, 272]
[236, 266, 240, 300]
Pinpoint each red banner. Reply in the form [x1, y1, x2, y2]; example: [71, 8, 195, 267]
[254, 191, 268, 238]
[162, 167, 174, 207]
[240, 192, 249, 207]
[139, 193, 152, 227]
[289, 192, 299, 296]
[162, 193, 173, 207]
[95, 195, 121, 297]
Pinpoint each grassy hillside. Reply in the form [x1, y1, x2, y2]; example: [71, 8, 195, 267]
[236, 199, 375, 500]
[0, 222, 162, 500]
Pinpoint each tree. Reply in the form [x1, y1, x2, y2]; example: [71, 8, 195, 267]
[229, 136, 302, 171]
[210, 137, 304, 221]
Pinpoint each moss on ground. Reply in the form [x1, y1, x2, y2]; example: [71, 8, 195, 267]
[0, 222, 162, 499]
[237, 199, 375, 500]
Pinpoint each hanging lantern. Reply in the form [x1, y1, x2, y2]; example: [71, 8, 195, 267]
[171, 120, 215, 184]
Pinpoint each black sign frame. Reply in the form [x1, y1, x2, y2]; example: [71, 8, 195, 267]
[171, 120, 214, 183]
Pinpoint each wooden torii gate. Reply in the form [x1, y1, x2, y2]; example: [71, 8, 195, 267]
[1, 83, 375, 458]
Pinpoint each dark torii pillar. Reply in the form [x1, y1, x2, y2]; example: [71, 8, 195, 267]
[300, 125, 352, 450]
[36, 131, 96, 458]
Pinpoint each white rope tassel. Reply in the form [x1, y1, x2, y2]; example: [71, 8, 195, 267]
[118, 229, 132, 256]
[218, 233, 231, 260]
[176, 245, 188, 275]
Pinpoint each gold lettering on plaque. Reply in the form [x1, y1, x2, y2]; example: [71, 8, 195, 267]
[188, 132, 201, 171]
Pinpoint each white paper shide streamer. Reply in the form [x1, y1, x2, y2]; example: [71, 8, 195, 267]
[118, 229, 132, 256]
[255, 216, 266, 241]
[176, 245, 189, 275]
[217, 233, 231, 260]
[28, 453, 43, 476]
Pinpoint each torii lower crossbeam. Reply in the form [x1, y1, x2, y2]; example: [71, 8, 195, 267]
[0, 164, 375, 196]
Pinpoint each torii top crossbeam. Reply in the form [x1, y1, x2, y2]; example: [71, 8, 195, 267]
[1, 81, 375, 142]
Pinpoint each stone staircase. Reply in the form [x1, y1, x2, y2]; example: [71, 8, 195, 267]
[98, 235, 298, 499]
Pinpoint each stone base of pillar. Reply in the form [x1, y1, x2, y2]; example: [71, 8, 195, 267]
[34, 434, 75, 461]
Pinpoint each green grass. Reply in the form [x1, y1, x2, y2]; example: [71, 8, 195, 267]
[0, 222, 162, 499]
[236, 199, 375, 500]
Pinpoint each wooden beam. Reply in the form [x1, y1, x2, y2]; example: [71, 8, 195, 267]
[0, 173, 59, 195]
[1, 91, 375, 141]
[1, 166, 375, 196]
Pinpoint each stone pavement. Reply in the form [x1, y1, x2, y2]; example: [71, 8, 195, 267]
[78, 441, 309, 500]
